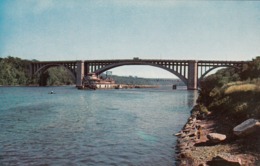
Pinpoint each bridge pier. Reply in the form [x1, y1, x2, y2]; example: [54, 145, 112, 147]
[76, 61, 85, 88]
[188, 61, 198, 90]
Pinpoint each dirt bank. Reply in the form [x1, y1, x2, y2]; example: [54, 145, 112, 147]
[175, 108, 260, 166]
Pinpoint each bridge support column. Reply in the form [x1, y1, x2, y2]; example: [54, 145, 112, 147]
[84, 63, 89, 75]
[29, 63, 33, 77]
[76, 61, 85, 88]
[188, 61, 198, 90]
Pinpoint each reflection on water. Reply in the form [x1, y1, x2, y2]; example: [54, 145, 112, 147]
[0, 86, 197, 165]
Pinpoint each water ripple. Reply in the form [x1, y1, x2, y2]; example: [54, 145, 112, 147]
[0, 87, 196, 165]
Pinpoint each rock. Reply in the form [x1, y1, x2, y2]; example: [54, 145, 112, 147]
[181, 133, 187, 138]
[188, 132, 196, 137]
[207, 133, 226, 143]
[207, 153, 242, 166]
[233, 118, 260, 136]
[175, 132, 182, 136]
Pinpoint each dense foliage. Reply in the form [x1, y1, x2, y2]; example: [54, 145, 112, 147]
[198, 68, 240, 106]
[38, 67, 75, 86]
[241, 56, 260, 80]
[0, 56, 31, 85]
[208, 81, 260, 120]
[0, 56, 75, 86]
[197, 56, 260, 121]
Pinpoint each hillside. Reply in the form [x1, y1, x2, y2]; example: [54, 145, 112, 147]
[197, 56, 260, 121]
[177, 57, 260, 165]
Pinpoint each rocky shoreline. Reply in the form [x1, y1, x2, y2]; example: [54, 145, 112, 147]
[175, 106, 260, 166]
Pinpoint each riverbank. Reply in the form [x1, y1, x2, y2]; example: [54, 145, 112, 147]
[175, 106, 260, 165]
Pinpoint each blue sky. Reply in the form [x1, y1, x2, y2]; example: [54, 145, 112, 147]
[0, 0, 260, 78]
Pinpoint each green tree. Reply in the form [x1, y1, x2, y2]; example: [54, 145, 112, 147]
[198, 67, 241, 106]
[0, 56, 76, 86]
[0, 57, 30, 85]
[240, 56, 260, 80]
[38, 66, 75, 86]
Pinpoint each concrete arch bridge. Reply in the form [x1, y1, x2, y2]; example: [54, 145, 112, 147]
[30, 59, 248, 90]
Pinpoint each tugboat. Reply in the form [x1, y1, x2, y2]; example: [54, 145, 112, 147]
[82, 73, 98, 90]
[80, 73, 116, 90]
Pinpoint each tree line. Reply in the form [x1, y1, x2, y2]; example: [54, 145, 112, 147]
[0, 56, 31, 85]
[0, 56, 75, 86]
[106, 75, 184, 86]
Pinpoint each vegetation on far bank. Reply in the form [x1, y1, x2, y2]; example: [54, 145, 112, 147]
[106, 75, 184, 86]
[0, 56, 31, 85]
[197, 56, 260, 122]
[0, 56, 75, 86]
[38, 67, 75, 86]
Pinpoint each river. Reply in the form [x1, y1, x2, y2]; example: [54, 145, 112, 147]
[0, 86, 197, 166]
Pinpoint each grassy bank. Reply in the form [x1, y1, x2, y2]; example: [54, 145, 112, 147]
[202, 80, 260, 122]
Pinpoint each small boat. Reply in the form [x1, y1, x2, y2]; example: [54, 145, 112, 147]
[48, 91, 55, 94]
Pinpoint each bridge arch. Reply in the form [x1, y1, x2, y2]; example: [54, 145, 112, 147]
[93, 61, 188, 86]
[34, 64, 76, 80]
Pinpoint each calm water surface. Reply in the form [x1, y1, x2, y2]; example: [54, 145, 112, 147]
[0, 86, 197, 166]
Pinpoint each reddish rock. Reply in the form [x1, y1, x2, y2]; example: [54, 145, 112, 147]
[207, 133, 226, 143]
